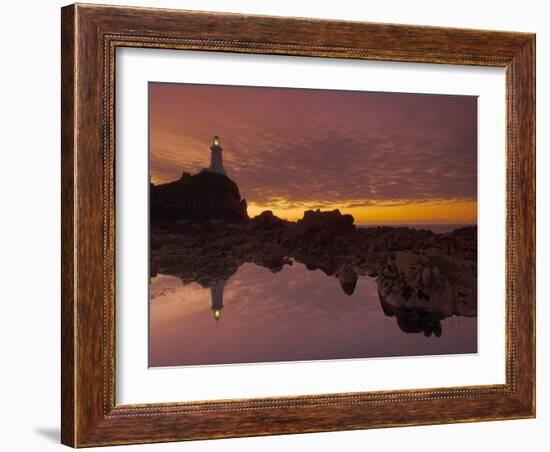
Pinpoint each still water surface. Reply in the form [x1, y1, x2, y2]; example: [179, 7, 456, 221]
[149, 261, 477, 367]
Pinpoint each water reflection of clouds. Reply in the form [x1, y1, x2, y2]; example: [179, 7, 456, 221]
[150, 276, 210, 324]
[149, 262, 476, 367]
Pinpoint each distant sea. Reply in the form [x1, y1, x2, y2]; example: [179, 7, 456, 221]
[357, 224, 476, 234]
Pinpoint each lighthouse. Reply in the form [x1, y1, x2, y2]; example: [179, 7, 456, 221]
[208, 135, 226, 175]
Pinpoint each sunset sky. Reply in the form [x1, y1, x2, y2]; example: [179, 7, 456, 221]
[149, 82, 477, 225]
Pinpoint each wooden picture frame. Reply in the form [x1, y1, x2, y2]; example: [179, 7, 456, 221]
[61, 3, 535, 447]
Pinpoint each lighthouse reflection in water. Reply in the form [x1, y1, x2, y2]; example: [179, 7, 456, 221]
[149, 261, 477, 367]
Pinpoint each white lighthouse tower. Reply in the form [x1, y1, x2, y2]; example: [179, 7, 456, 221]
[208, 135, 226, 175]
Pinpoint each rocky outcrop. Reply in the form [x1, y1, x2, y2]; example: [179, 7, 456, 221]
[151, 209, 476, 293]
[150, 171, 248, 223]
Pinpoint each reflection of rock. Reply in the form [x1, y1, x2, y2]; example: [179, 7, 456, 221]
[380, 300, 443, 337]
[337, 263, 358, 296]
[377, 249, 477, 336]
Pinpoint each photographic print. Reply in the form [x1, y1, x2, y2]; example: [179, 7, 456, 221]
[148, 82, 478, 367]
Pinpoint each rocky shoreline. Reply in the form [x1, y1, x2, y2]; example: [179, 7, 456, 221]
[150, 170, 477, 337]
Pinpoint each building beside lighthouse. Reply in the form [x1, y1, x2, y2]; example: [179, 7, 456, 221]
[207, 135, 226, 175]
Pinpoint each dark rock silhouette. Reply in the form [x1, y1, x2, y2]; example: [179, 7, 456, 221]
[250, 210, 289, 231]
[150, 171, 248, 223]
[295, 209, 355, 246]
